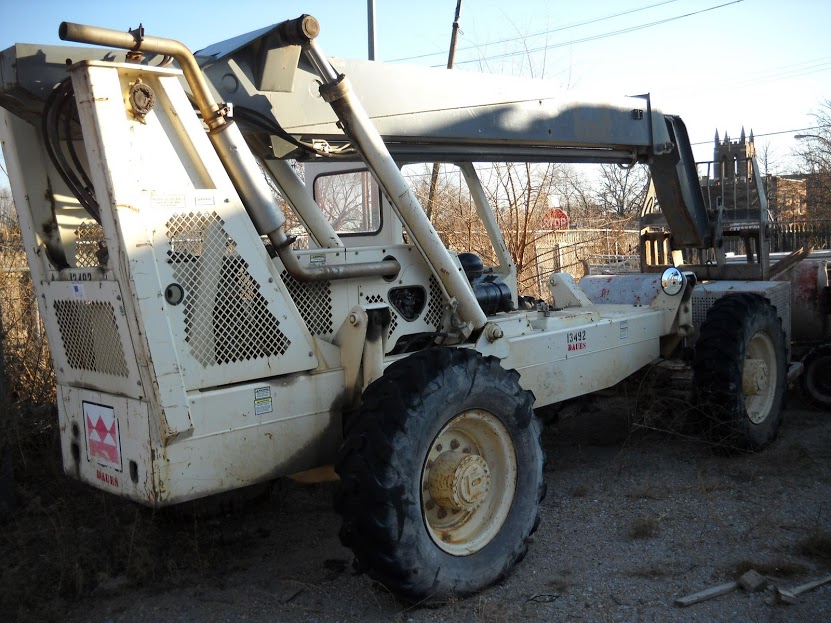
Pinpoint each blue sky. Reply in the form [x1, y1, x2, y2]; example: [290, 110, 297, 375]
[1, 0, 829, 187]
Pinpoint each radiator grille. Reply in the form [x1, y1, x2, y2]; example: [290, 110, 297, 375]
[54, 300, 129, 377]
[426, 276, 444, 329]
[74, 223, 106, 268]
[166, 212, 290, 367]
[280, 271, 334, 337]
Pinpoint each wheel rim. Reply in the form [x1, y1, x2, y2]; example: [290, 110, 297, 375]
[743, 331, 777, 424]
[421, 409, 517, 556]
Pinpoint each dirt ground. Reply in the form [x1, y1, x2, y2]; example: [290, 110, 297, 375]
[4, 395, 831, 623]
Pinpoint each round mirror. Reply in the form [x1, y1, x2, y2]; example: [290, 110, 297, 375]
[660, 267, 685, 296]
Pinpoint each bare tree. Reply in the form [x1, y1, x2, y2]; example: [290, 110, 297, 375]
[559, 165, 600, 221]
[409, 164, 492, 259]
[593, 163, 649, 218]
[313, 171, 379, 233]
[793, 100, 831, 219]
[481, 162, 563, 293]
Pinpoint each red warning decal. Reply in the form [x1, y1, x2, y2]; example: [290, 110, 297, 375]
[84, 402, 122, 470]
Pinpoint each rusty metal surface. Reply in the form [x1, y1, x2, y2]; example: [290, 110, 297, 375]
[781, 254, 830, 343]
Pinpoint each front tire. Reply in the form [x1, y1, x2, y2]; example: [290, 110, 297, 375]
[335, 348, 545, 600]
[693, 293, 787, 452]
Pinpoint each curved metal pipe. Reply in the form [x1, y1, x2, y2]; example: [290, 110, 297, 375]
[58, 19, 399, 284]
[271, 227, 399, 282]
[60, 22, 225, 131]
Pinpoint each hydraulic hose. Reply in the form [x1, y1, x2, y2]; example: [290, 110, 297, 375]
[58, 21, 399, 283]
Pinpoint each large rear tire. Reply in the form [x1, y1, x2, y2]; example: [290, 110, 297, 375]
[800, 344, 831, 409]
[335, 348, 545, 600]
[693, 293, 787, 452]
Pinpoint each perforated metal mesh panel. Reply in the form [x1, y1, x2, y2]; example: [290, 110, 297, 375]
[280, 271, 334, 337]
[691, 294, 718, 329]
[691, 282, 791, 348]
[365, 294, 398, 338]
[426, 276, 444, 329]
[74, 223, 105, 267]
[166, 212, 290, 367]
[54, 300, 129, 377]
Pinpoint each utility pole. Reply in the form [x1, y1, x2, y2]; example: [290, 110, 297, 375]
[425, 0, 463, 220]
[367, 0, 377, 60]
[446, 0, 462, 69]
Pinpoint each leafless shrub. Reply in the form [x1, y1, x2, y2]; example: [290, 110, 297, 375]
[406, 163, 641, 300]
[0, 212, 55, 408]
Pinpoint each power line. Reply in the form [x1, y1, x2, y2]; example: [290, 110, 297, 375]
[448, 1, 743, 67]
[676, 55, 831, 95]
[690, 126, 823, 145]
[390, 0, 684, 63]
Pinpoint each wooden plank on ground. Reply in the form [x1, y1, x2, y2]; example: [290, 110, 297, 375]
[675, 582, 739, 607]
[791, 574, 831, 596]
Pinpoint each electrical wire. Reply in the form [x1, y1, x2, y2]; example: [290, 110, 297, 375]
[689, 126, 824, 146]
[390, 0, 685, 63]
[198, 102, 358, 160]
[231, 105, 317, 155]
[446, 1, 744, 68]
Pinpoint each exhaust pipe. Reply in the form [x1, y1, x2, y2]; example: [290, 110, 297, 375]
[59, 21, 399, 283]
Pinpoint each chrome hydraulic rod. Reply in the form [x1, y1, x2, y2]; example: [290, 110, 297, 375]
[264, 160, 343, 249]
[59, 21, 398, 283]
[285, 16, 486, 330]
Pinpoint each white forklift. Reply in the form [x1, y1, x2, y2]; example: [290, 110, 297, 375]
[0, 15, 801, 599]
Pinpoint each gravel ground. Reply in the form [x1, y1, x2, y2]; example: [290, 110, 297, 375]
[63, 398, 831, 623]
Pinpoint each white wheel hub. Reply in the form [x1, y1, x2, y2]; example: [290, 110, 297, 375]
[744, 331, 777, 424]
[742, 358, 769, 396]
[428, 451, 491, 512]
[421, 409, 517, 556]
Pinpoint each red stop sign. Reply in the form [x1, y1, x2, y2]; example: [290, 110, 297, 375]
[544, 208, 569, 230]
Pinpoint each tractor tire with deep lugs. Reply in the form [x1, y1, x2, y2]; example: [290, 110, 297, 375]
[693, 293, 787, 452]
[800, 344, 831, 409]
[335, 348, 545, 600]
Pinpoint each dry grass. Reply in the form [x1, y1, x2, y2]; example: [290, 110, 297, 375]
[625, 485, 667, 501]
[547, 573, 572, 593]
[629, 515, 660, 540]
[0, 397, 271, 622]
[731, 558, 809, 579]
[628, 561, 692, 579]
[798, 529, 831, 562]
[570, 484, 589, 498]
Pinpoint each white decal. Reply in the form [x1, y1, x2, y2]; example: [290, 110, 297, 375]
[255, 387, 273, 415]
[71, 282, 86, 301]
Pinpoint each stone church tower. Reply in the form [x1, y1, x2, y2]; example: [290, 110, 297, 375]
[713, 127, 755, 181]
